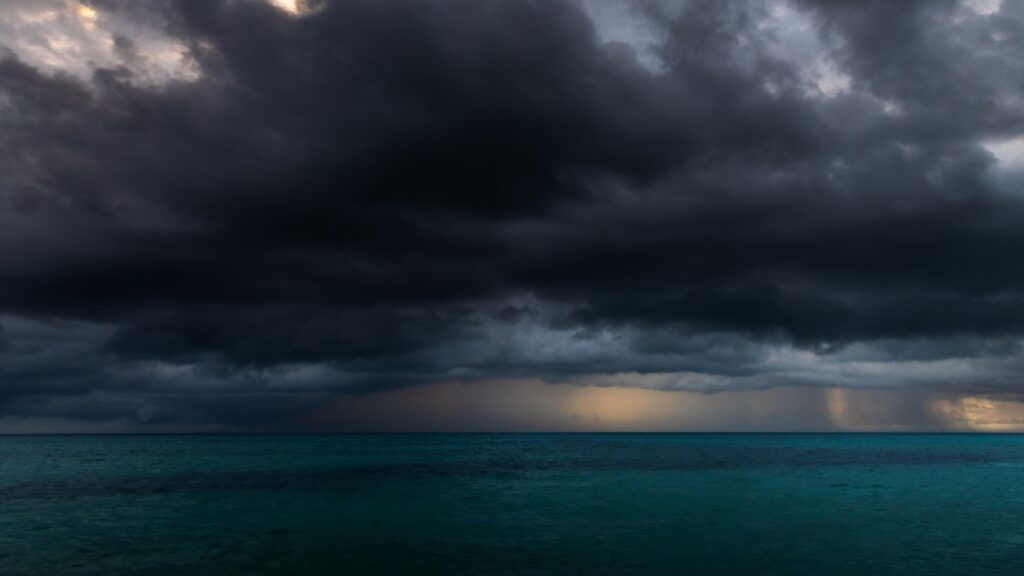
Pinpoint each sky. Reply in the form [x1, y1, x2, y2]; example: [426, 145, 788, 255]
[2, 0, 1024, 432]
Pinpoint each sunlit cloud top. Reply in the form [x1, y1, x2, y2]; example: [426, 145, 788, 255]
[0, 1, 197, 83]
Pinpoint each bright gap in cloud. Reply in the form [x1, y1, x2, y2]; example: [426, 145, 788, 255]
[759, 0, 853, 99]
[963, 0, 1003, 16]
[76, 3, 97, 26]
[265, 0, 321, 17]
[268, 0, 300, 14]
[0, 1, 199, 84]
[984, 135, 1024, 169]
[579, 0, 667, 73]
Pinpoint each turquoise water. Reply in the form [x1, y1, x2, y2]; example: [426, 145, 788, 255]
[1, 434, 1022, 575]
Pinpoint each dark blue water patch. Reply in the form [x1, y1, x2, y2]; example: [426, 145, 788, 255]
[1, 434, 1023, 575]
[0, 435, 1016, 500]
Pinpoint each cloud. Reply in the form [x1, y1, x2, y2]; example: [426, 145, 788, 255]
[0, 0, 198, 83]
[3, 0, 1024, 429]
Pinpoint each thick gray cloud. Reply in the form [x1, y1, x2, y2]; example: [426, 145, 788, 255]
[2, 0, 1024, 430]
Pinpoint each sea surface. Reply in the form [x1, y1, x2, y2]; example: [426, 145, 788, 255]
[1, 433, 1022, 575]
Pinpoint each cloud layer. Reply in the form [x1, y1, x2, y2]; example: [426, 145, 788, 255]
[3, 0, 1024, 430]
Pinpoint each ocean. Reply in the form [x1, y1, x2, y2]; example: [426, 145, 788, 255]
[1, 433, 1022, 574]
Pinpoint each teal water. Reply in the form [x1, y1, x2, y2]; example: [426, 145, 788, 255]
[1, 434, 1022, 575]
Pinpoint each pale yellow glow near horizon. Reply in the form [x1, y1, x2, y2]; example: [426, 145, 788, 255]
[826, 387, 1024, 432]
[296, 379, 1024, 433]
[933, 395, 1024, 431]
[5, 380, 1024, 433]
[300, 380, 839, 432]
[562, 385, 687, 428]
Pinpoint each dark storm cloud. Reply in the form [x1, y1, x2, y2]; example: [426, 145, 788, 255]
[3, 0, 1024, 429]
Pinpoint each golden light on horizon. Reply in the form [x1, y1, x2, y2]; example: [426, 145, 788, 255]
[933, 395, 1024, 432]
[563, 385, 682, 429]
[298, 379, 845, 432]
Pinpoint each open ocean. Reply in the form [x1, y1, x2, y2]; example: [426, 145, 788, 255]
[1, 433, 1022, 575]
